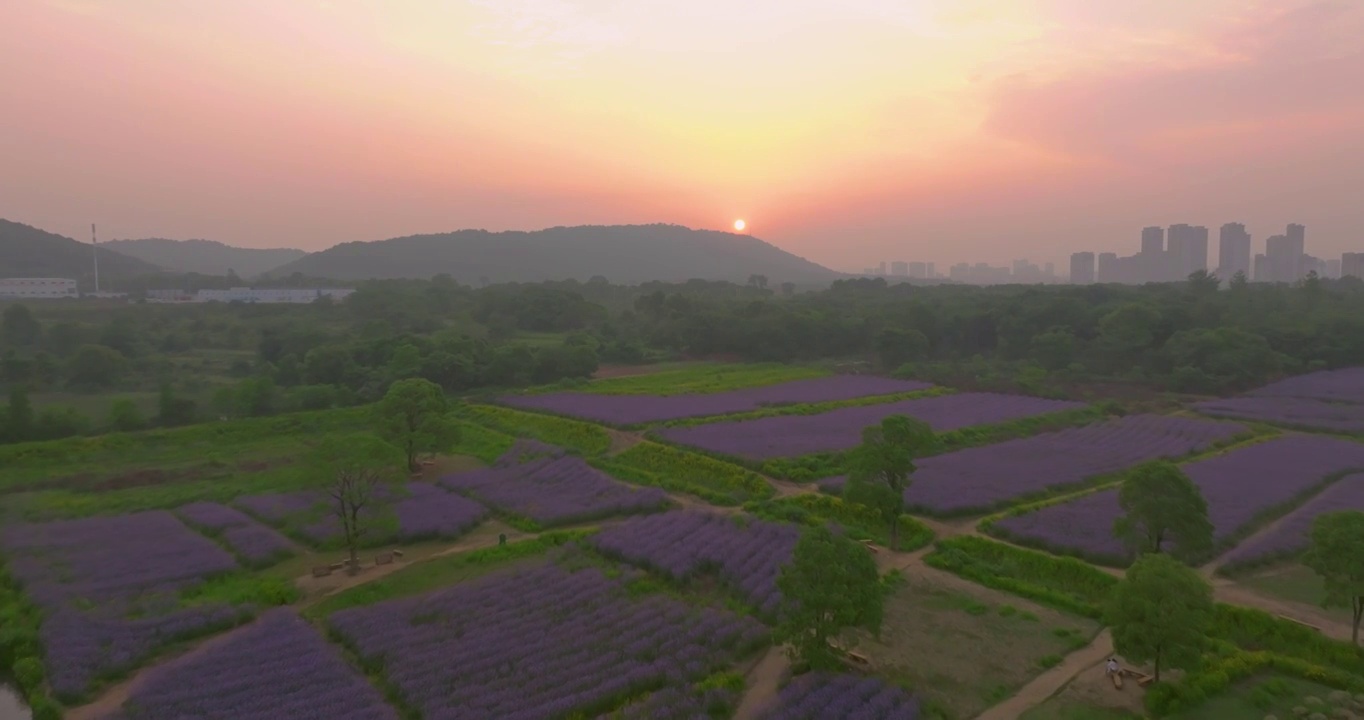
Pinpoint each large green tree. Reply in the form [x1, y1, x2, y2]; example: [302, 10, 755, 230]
[311, 433, 404, 574]
[375, 378, 459, 472]
[1113, 461, 1214, 563]
[843, 415, 937, 548]
[1106, 553, 1213, 682]
[1303, 511, 1364, 645]
[1, 304, 42, 347]
[775, 525, 886, 671]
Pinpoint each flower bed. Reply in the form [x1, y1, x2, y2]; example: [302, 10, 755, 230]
[1218, 472, 1364, 573]
[175, 502, 297, 568]
[657, 393, 1085, 461]
[233, 482, 488, 546]
[755, 672, 920, 719]
[328, 564, 767, 719]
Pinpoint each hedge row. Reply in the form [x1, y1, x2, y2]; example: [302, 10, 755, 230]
[922, 536, 1119, 619]
[592, 442, 774, 506]
[743, 493, 934, 552]
[461, 405, 611, 456]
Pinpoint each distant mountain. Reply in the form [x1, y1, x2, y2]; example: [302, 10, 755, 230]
[103, 238, 307, 279]
[268, 224, 842, 285]
[0, 219, 162, 281]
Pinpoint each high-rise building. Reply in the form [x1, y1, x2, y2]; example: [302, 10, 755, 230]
[1343, 253, 1364, 280]
[908, 262, 927, 279]
[925, 262, 935, 279]
[1140, 226, 1164, 256]
[1253, 253, 1269, 281]
[1167, 224, 1209, 280]
[890, 261, 908, 276]
[1266, 226, 1305, 283]
[1070, 252, 1095, 284]
[1097, 252, 1119, 283]
[878, 261, 887, 276]
[1218, 223, 1252, 281]
[1326, 259, 1342, 279]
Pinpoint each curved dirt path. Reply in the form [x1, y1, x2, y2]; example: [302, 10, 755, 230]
[972, 630, 1114, 720]
[65, 616, 269, 720]
[732, 646, 791, 720]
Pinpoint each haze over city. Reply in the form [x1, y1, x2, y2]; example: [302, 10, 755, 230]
[3, 0, 1362, 272]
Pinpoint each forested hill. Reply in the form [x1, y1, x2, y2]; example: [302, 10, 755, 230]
[102, 238, 307, 279]
[0, 219, 162, 281]
[266, 224, 843, 284]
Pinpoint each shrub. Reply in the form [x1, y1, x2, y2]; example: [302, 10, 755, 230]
[743, 493, 934, 552]
[595, 442, 773, 505]
[461, 404, 611, 456]
[923, 536, 1118, 618]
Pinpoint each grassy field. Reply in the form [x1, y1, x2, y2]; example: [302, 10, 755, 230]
[849, 575, 1100, 720]
[1230, 563, 1357, 623]
[553, 362, 830, 395]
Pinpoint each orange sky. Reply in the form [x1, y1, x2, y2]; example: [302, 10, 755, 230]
[2, 0, 1361, 272]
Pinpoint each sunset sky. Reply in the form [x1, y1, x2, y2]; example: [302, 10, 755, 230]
[2, 0, 1361, 272]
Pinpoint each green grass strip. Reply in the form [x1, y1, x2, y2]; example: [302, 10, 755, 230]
[743, 493, 933, 552]
[461, 404, 611, 456]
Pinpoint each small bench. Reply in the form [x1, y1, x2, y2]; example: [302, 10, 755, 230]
[375, 552, 394, 566]
[311, 565, 333, 578]
[329, 562, 347, 571]
[391, 549, 404, 558]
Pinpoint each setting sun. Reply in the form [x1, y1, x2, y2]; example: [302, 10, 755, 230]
[733, 219, 746, 232]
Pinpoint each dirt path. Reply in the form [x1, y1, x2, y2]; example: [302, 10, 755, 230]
[972, 630, 1115, 720]
[1199, 507, 1302, 577]
[1210, 578, 1355, 641]
[605, 429, 645, 455]
[732, 645, 791, 720]
[65, 616, 269, 720]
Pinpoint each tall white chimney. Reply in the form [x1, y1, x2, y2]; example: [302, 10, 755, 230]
[91, 223, 100, 294]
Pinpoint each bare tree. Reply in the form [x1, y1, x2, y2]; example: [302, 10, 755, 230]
[312, 433, 403, 574]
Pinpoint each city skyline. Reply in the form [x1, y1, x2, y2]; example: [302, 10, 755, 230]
[3, 1, 1363, 271]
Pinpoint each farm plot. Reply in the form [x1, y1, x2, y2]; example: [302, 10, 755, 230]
[754, 672, 921, 719]
[233, 482, 488, 546]
[441, 440, 671, 526]
[988, 435, 1364, 565]
[657, 392, 1084, 461]
[327, 564, 767, 719]
[1193, 395, 1364, 433]
[0, 512, 250, 699]
[821, 415, 1244, 515]
[607, 684, 742, 719]
[1245, 366, 1364, 404]
[591, 510, 799, 616]
[104, 609, 397, 720]
[175, 502, 298, 568]
[1218, 472, 1364, 573]
[501, 374, 932, 425]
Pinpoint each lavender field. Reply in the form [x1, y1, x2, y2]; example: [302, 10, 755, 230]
[1193, 395, 1364, 433]
[1218, 472, 1364, 572]
[106, 609, 397, 720]
[0, 512, 249, 698]
[328, 564, 767, 719]
[233, 482, 488, 546]
[501, 374, 933, 424]
[442, 443, 670, 525]
[176, 502, 298, 567]
[897, 415, 1246, 514]
[756, 672, 921, 720]
[658, 392, 1085, 460]
[1245, 367, 1364, 404]
[590, 510, 799, 615]
[990, 435, 1364, 564]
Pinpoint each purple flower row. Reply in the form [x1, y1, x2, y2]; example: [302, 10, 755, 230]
[442, 452, 670, 527]
[657, 393, 1086, 460]
[328, 564, 767, 720]
[590, 510, 799, 616]
[1193, 395, 1364, 433]
[898, 414, 1245, 514]
[605, 685, 740, 720]
[1219, 472, 1364, 571]
[1246, 367, 1364, 405]
[992, 435, 1364, 563]
[106, 609, 397, 720]
[0, 512, 249, 699]
[176, 502, 298, 567]
[502, 375, 933, 425]
[757, 672, 920, 720]
[232, 482, 488, 546]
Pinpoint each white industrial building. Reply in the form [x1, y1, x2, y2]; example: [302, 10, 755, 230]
[192, 287, 355, 304]
[0, 278, 79, 299]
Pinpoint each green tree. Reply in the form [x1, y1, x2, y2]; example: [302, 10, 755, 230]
[1302, 511, 1364, 645]
[1106, 553, 1212, 682]
[107, 398, 146, 432]
[1, 304, 42, 347]
[876, 328, 930, 369]
[1113, 461, 1214, 563]
[774, 525, 885, 671]
[66, 344, 127, 389]
[4, 386, 33, 443]
[375, 378, 459, 472]
[311, 433, 404, 574]
[157, 382, 198, 427]
[1030, 327, 1078, 371]
[844, 415, 936, 548]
